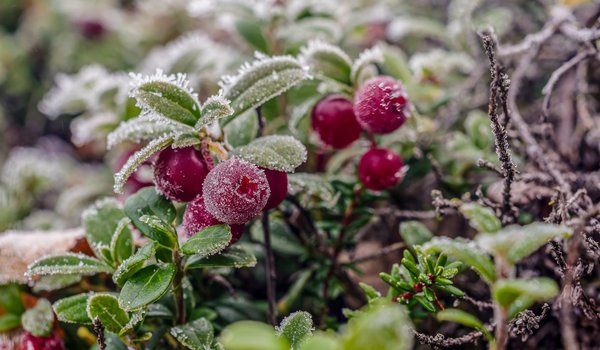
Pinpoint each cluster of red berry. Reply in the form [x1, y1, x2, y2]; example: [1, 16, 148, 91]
[311, 76, 408, 191]
[153, 147, 288, 244]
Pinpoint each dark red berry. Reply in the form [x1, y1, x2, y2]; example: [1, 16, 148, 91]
[75, 19, 106, 40]
[358, 147, 404, 191]
[20, 331, 65, 350]
[354, 76, 409, 134]
[311, 95, 362, 149]
[401, 292, 413, 300]
[428, 274, 435, 283]
[203, 158, 270, 224]
[183, 196, 245, 245]
[154, 146, 209, 202]
[262, 168, 288, 210]
[413, 282, 425, 293]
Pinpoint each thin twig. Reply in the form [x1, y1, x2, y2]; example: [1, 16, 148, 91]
[339, 242, 405, 264]
[93, 318, 106, 350]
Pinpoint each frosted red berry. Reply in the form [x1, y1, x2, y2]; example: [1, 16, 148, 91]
[358, 148, 404, 191]
[311, 95, 362, 149]
[353, 76, 409, 134]
[153, 146, 209, 202]
[20, 331, 65, 350]
[262, 168, 288, 210]
[75, 19, 106, 40]
[182, 196, 245, 245]
[203, 158, 270, 224]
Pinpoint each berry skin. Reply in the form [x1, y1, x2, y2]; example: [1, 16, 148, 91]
[74, 19, 106, 40]
[311, 95, 362, 149]
[154, 146, 209, 202]
[358, 148, 404, 191]
[20, 331, 65, 350]
[182, 196, 245, 245]
[353, 76, 409, 134]
[203, 158, 270, 225]
[262, 168, 288, 211]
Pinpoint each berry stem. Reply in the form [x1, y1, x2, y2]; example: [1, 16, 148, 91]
[256, 106, 265, 138]
[262, 211, 278, 325]
[172, 250, 186, 325]
[200, 139, 215, 171]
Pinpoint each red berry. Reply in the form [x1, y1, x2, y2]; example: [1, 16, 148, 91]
[311, 95, 362, 149]
[203, 158, 270, 224]
[20, 331, 65, 350]
[154, 146, 209, 202]
[262, 168, 288, 211]
[413, 282, 424, 293]
[401, 292, 413, 300]
[354, 76, 409, 134]
[358, 148, 404, 191]
[75, 19, 106, 40]
[230, 224, 244, 245]
[182, 196, 245, 245]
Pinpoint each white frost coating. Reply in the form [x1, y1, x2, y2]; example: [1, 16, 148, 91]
[409, 49, 474, 81]
[1, 147, 73, 191]
[275, 311, 314, 349]
[232, 135, 308, 173]
[26, 252, 111, 278]
[299, 39, 352, 67]
[129, 68, 199, 109]
[351, 46, 384, 84]
[113, 135, 173, 194]
[71, 112, 119, 147]
[81, 197, 122, 222]
[107, 114, 192, 149]
[196, 93, 234, 129]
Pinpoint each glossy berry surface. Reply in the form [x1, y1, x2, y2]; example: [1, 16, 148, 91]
[203, 158, 270, 224]
[262, 168, 288, 210]
[311, 95, 362, 149]
[354, 76, 409, 134]
[358, 148, 404, 191]
[182, 196, 245, 244]
[154, 146, 209, 202]
[20, 331, 65, 350]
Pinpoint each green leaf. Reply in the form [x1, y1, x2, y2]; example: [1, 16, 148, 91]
[181, 224, 232, 257]
[27, 253, 113, 277]
[224, 109, 258, 148]
[492, 278, 559, 318]
[220, 321, 289, 350]
[437, 309, 493, 344]
[298, 332, 339, 350]
[185, 246, 257, 269]
[53, 294, 92, 325]
[32, 274, 81, 293]
[0, 284, 25, 315]
[299, 40, 352, 85]
[113, 242, 157, 287]
[119, 264, 176, 311]
[351, 46, 384, 85]
[235, 19, 269, 53]
[221, 55, 310, 118]
[107, 115, 192, 149]
[196, 95, 234, 129]
[171, 317, 216, 350]
[232, 135, 307, 172]
[436, 284, 465, 297]
[134, 79, 201, 126]
[119, 309, 145, 336]
[342, 303, 413, 350]
[124, 187, 177, 247]
[0, 314, 21, 332]
[423, 238, 495, 283]
[22, 299, 54, 336]
[477, 223, 572, 264]
[400, 221, 433, 247]
[82, 198, 126, 260]
[287, 173, 338, 207]
[86, 294, 130, 334]
[110, 217, 134, 265]
[460, 203, 501, 233]
[276, 311, 313, 349]
[139, 215, 178, 249]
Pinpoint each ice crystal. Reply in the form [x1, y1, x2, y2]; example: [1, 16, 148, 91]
[299, 40, 352, 68]
[107, 114, 192, 149]
[232, 135, 307, 173]
[71, 112, 120, 147]
[196, 94, 234, 129]
[1, 147, 73, 192]
[351, 46, 384, 84]
[130, 69, 199, 108]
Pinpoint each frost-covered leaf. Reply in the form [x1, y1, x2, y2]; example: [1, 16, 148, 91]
[82, 198, 126, 260]
[276, 311, 313, 349]
[387, 17, 449, 43]
[118, 264, 176, 311]
[110, 218, 134, 265]
[107, 115, 192, 149]
[423, 237, 495, 283]
[124, 187, 177, 247]
[87, 294, 129, 334]
[113, 242, 157, 287]
[53, 294, 92, 325]
[437, 309, 491, 341]
[114, 135, 173, 194]
[460, 203, 501, 233]
[232, 135, 307, 172]
[32, 274, 82, 293]
[224, 109, 258, 148]
[139, 215, 178, 249]
[235, 19, 270, 53]
[27, 253, 113, 278]
[196, 95, 234, 129]
[476, 223, 572, 265]
[22, 299, 54, 337]
[220, 54, 310, 118]
[186, 246, 257, 269]
[287, 173, 338, 206]
[342, 303, 412, 350]
[299, 40, 352, 85]
[220, 321, 288, 350]
[119, 309, 145, 336]
[400, 221, 433, 247]
[170, 317, 216, 350]
[181, 225, 232, 257]
[172, 132, 201, 148]
[351, 46, 384, 85]
[130, 70, 201, 126]
[492, 278, 559, 318]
